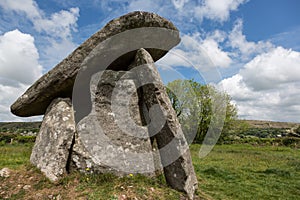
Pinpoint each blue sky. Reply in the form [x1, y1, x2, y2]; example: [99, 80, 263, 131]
[0, 0, 299, 122]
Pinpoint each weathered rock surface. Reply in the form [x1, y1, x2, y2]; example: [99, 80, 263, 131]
[72, 70, 160, 175]
[130, 48, 198, 199]
[11, 11, 180, 117]
[30, 98, 76, 182]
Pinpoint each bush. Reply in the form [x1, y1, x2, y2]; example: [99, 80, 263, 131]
[295, 126, 300, 134]
[0, 133, 36, 144]
[15, 135, 36, 143]
[281, 137, 300, 147]
[0, 140, 6, 146]
[223, 136, 300, 147]
[0, 133, 17, 143]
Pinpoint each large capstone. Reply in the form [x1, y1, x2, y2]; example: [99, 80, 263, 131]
[30, 98, 76, 182]
[11, 11, 180, 117]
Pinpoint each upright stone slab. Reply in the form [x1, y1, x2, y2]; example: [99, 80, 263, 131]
[30, 98, 76, 182]
[130, 48, 198, 199]
[72, 70, 159, 175]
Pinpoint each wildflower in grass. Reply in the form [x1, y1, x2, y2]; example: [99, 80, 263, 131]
[129, 173, 133, 177]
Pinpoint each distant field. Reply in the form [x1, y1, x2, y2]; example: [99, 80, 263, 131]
[0, 122, 41, 130]
[1, 143, 299, 199]
[244, 120, 299, 129]
[0, 122, 41, 136]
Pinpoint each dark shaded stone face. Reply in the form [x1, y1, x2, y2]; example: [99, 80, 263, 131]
[106, 48, 168, 71]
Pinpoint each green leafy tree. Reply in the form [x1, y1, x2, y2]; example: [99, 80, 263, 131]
[295, 126, 300, 134]
[166, 79, 237, 144]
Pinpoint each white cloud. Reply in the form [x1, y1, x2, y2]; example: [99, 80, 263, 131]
[220, 47, 300, 122]
[206, 30, 227, 42]
[125, 0, 247, 27]
[0, 0, 40, 19]
[0, 30, 42, 85]
[0, 0, 79, 69]
[171, 0, 189, 10]
[228, 19, 274, 60]
[0, 0, 79, 39]
[201, 38, 232, 67]
[127, 0, 162, 12]
[0, 1, 81, 121]
[159, 32, 232, 69]
[0, 30, 43, 122]
[34, 7, 79, 39]
[241, 47, 300, 91]
[219, 74, 254, 101]
[194, 0, 248, 22]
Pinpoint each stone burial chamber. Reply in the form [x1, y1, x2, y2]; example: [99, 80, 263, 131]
[11, 11, 198, 199]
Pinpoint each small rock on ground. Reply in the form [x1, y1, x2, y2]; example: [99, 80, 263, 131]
[0, 168, 10, 178]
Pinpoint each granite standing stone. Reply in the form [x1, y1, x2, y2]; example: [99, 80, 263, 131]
[30, 98, 76, 182]
[72, 70, 160, 175]
[129, 48, 198, 199]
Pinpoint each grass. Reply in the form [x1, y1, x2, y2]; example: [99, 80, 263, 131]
[0, 143, 184, 199]
[192, 144, 300, 199]
[0, 143, 33, 169]
[74, 173, 181, 199]
[0, 143, 299, 199]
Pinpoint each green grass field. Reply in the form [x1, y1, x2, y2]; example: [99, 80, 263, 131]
[0, 143, 33, 169]
[192, 144, 300, 199]
[0, 143, 299, 199]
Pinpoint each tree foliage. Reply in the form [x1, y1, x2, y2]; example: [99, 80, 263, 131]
[295, 126, 300, 134]
[166, 79, 237, 144]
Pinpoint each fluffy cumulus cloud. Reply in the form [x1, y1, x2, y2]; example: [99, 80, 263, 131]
[188, 0, 248, 22]
[241, 47, 300, 91]
[0, 0, 80, 121]
[0, 30, 42, 85]
[0, 0, 40, 19]
[125, 0, 247, 26]
[0, 0, 79, 68]
[194, 0, 248, 22]
[0, 0, 79, 39]
[159, 31, 232, 70]
[0, 30, 43, 121]
[220, 47, 300, 122]
[34, 7, 79, 39]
